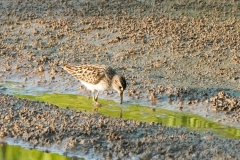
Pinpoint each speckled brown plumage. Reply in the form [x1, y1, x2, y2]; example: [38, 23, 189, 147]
[63, 64, 114, 84]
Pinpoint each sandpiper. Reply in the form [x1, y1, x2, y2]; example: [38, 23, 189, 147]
[63, 64, 127, 107]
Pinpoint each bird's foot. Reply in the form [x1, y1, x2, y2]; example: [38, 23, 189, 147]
[94, 102, 102, 108]
[93, 106, 98, 112]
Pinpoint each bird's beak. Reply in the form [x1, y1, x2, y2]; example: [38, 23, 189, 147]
[119, 91, 123, 104]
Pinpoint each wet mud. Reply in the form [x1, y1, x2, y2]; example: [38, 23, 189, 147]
[1, 94, 240, 159]
[1, 0, 240, 159]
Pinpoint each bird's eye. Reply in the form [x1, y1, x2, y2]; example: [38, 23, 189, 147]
[119, 86, 122, 89]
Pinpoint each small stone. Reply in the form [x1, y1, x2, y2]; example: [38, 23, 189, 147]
[38, 66, 44, 72]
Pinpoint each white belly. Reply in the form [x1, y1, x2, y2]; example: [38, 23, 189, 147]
[81, 80, 111, 92]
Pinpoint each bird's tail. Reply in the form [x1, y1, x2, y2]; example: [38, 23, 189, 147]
[62, 64, 79, 76]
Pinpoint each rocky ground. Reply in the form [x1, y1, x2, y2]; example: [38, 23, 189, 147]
[0, 0, 240, 159]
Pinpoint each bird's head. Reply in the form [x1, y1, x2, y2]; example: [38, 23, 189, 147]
[112, 75, 127, 104]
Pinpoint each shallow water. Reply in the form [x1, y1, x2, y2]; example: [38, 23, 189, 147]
[16, 93, 240, 139]
[0, 143, 74, 160]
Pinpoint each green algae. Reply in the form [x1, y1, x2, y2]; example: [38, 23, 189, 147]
[16, 93, 240, 139]
[0, 144, 79, 160]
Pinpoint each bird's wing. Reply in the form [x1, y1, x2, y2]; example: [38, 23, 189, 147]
[63, 64, 107, 84]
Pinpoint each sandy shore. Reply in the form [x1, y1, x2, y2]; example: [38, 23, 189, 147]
[0, 0, 240, 159]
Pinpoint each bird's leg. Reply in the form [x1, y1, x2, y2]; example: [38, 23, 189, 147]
[92, 90, 101, 111]
[94, 90, 99, 101]
[119, 107, 122, 118]
[92, 90, 100, 103]
[92, 90, 96, 102]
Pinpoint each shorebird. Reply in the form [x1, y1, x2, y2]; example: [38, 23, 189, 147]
[63, 64, 127, 108]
